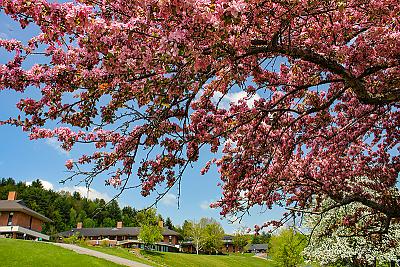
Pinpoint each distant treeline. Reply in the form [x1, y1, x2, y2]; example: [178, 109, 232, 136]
[0, 178, 174, 236]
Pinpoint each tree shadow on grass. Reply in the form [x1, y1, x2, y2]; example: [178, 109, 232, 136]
[141, 250, 165, 260]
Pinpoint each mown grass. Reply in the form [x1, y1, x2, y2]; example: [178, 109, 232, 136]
[87, 245, 271, 267]
[84, 245, 156, 266]
[0, 238, 123, 267]
[140, 250, 271, 267]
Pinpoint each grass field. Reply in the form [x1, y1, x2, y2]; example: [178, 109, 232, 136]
[84, 246, 156, 266]
[90, 246, 272, 267]
[141, 250, 271, 267]
[0, 238, 271, 267]
[0, 238, 122, 267]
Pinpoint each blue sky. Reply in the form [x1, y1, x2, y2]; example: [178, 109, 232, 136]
[0, 9, 284, 234]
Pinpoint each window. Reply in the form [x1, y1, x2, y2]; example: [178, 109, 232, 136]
[168, 236, 172, 244]
[29, 216, 33, 229]
[7, 212, 14, 226]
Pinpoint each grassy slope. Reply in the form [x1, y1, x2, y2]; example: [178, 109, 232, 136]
[89, 246, 271, 267]
[0, 239, 122, 267]
[84, 246, 156, 266]
[141, 251, 271, 267]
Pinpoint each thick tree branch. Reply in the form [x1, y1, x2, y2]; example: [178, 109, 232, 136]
[248, 41, 400, 104]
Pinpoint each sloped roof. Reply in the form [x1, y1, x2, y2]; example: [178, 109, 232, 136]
[58, 227, 180, 237]
[0, 200, 52, 223]
[248, 243, 268, 250]
[223, 235, 233, 240]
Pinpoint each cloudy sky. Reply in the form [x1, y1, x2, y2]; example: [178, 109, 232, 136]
[0, 10, 284, 234]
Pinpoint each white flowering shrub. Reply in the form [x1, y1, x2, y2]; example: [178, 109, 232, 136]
[303, 200, 400, 265]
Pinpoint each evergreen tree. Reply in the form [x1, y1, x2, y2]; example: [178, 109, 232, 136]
[69, 208, 77, 228]
[165, 217, 173, 229]
[102, 218, 116, 227]
[122, 206, 138, 227]
[83, 218, 96, 228]
[0, 178, 176, 236]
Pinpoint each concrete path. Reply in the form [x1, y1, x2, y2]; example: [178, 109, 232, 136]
[253, 253, 269, 261]
[52, 243, 152, 267]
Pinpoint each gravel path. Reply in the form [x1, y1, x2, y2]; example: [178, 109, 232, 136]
[52, 243, 152, 267]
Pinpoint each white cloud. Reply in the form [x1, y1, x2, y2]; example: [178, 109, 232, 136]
[0, 32, 9, 39]
[41, 180, 54, 190]
[160, 193, 177, 206]
[6, 24, 14, 32]
[200, 200, 212, 210]
[45, 137, 70, 156]
[26, 179, 54, 190]
[59, 186, 111, 201]
[212, 91, 260, 109]
[25, 179, 112, 201]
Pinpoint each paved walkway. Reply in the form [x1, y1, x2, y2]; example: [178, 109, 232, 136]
[253, 253, 269, 261]
[52, 243, 152, 267]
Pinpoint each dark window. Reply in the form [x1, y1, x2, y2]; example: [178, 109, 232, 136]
[29, 216, 33, 229]
[7, 212, 14, 226]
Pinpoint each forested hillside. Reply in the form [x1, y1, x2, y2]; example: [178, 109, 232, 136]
[0, 178, 174, 237]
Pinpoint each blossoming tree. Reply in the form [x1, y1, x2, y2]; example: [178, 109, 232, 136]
[303, 199, 400, 265]
[0, 0, 399, 236]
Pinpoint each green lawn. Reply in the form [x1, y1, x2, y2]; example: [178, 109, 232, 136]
[83, 246, 156, 266]
[141, 251, 271, 267]
[0, 238, 122, 267]
[88, 245, 271, 267]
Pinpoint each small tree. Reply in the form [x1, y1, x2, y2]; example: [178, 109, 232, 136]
[181, 220, 193, 240]
[185, 218, 225, 255]
[202, 219, 224, 254]
[136, 209, 163, 249]
[190, 219, 207, 255]
[269, 228, 306, 267]
[135, 209, 159, 226]
[63, 232, 84, 245]
[233, 227, 250, 253]
[138, 224, 163, 249]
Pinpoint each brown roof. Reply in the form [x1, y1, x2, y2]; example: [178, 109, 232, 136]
[58, 227, 180, 237]
[0, 200, 52, 223]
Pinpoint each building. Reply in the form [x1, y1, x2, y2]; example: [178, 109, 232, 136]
[181, 235, 239, 254]
[246, 243, 268, 253]
[58, 221, 181, 252]
[181, 235, 269, 254]
[0, 191, 52, 241]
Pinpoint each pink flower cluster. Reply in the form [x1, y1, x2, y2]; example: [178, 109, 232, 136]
[0, 0, 399, 235]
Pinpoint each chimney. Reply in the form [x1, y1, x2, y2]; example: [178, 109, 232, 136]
[158, 220, 164, 228]
[116, 221, 123, 229]
[77, 222, 82, 229]
[7, 191, 17, 201]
